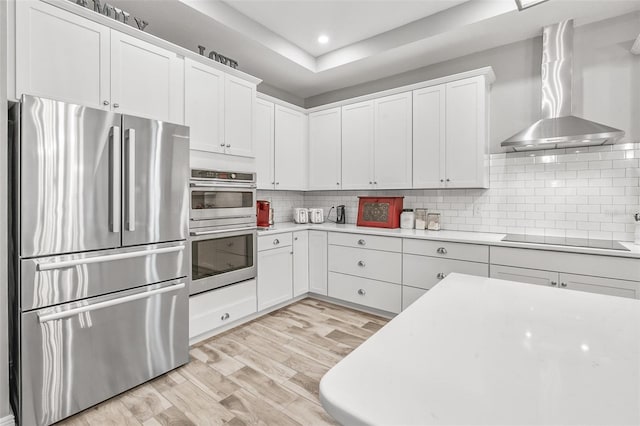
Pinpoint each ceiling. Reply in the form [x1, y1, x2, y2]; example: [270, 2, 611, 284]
[107, 0, 640, 101]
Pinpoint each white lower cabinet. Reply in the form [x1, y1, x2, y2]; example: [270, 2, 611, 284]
[402, 286, 428, 310]
[309, 231, 328, 295]
[257, 245, 293, 310]
[328, 272, 401, 314]
[189, 279, 257, 340]
[293, 231, 309, 296]
[490, 265, 559, 287]
[403, 254, 488, 290]
[329, 245, 402, 284]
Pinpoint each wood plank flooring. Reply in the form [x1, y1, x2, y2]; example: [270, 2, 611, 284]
[57, 298, 389, 426]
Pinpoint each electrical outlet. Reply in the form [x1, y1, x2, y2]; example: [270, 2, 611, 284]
[474, 204, 483, 216]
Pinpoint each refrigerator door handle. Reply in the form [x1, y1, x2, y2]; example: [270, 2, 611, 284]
[36, 245, 185, 271]
[110, 126, 121, 233]
[126, 128, 136, 231]
[37, 282, 186, 323]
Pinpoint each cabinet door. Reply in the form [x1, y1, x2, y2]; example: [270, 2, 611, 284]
[373, 92, 412, 189]
[257, 246, 293, 311]
[559, 273, 639, 299]
[341, 101, 374, 189]
[184, 58, 224, 153]
[16, 0, 110, 109]
[254, 99, 275, 189]
[402, 286, 427, 310]
[490, 265, 559, 288]
[224, 75, 256, 157]
[309, 231, 328, 295]
[445, 76, 487, 188]
[293, 231, 310, 297]
[111, 31, 184, 123]
[309, 108, 342, 190]
[274, 105, 307, 190]
[413, 85, 445, 188]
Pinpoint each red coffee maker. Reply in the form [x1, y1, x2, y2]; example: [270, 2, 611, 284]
[256, 200, 271, 228]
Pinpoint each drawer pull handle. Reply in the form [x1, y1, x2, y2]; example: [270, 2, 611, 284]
[436, 247, 447, 254]
[436, 272, 446, 279]
[357, 260, 366, 267]
[551, 281, 558, 286]
[357, 239, 366, 245]
[273, 239, 280, 245]
[357, 289, 366, 296]
[560, 282, 567, 287]
[221, 313, 230, 321]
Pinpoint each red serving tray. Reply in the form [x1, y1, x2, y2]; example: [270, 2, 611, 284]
[356, 196, 404, 229]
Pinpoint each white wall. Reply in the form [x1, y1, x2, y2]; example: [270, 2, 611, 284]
[304, 12, 640, 153]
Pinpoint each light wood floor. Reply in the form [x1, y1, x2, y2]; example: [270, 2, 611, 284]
[58, 298, 389, 426]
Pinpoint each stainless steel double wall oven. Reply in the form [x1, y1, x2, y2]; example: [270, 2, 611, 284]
[189, 170, 257, 295]
[9, 96, 190, 426]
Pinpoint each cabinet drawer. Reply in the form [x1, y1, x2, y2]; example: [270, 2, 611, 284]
[258, 233, 293, 251]
[328, 272, 401, 313]
[402, 286, 427, 310]
[490, 265, 558, 287]
[329, 245, 402, 284]
[403, 239, 488, 262]
[403, 254, 488, 290]
[329, 232, 401, 252]
[189, 280, 257, 339]
[490, 247, 640, 282]
[560, 273, 639, 299]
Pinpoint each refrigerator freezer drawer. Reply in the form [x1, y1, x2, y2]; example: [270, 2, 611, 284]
[21, 241, 187, 310]
[18, 279, 189, 426]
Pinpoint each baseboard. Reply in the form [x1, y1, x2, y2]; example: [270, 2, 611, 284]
[0, 413, 15, 426]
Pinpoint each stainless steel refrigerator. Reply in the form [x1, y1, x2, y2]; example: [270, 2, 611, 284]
[8, 96, 190, 426]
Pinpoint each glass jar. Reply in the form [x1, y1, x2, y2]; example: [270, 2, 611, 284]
[427, 213, 441, 231]
[400, 209, 415, 229]
[415, 208, 428, 230]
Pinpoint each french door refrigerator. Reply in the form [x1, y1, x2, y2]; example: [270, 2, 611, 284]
[9, 96, 190, 426]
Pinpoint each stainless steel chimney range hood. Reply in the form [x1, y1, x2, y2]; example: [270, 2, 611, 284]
[502, 20, 625, 151]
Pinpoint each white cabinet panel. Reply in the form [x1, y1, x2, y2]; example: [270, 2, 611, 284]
[293, 231, 310, 297]
[257, 246, 293, 311]
[309, 108, 342, 190]
[275, 105, 307, 190]
[402, 286, 427, 310]
[184, 58, 224, 153]
[373, 92, 412, 189]
[403, 239, 488, 263]
[255, 99, 275, 189]
[258, 232, 293, 252]
[328, 232, 401, 253]
[413, 85, 445, 188]
[403, 255, 488, 290]
[341, 101, 374, 190]
[16, 0, 110, 109]
[224, 75, 255, 157]
[111, 30, 183, 123]
[309, 231, 328, 295]
[559, 273, 639, 299]
[329, 272, 401, 314]
[445, 76, 487, 188]
[490, 265, 559, 287]
[328, 246, 402, 284]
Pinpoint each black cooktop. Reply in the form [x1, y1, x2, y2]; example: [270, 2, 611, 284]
[501, 234, 630, 251]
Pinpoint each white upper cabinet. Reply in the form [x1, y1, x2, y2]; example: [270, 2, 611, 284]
[224, 75, 256, 157]
[16, 0, 110, 109]
[308, 108, 342, 190]
[275, 105, 307, 190]
[341, 101, 375, 190]
[373, 92, 412, 189]
[413, 85, 445, 188]
[254, 99, 275, 189]
[110, 31, 184, 123]
[184, 58, 225, 153]
[444, 76, 488, 188]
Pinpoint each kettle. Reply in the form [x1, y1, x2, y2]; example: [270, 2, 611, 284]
[336, 205, 346, 224]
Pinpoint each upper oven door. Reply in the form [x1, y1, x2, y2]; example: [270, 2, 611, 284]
[190, 183, 256, 221]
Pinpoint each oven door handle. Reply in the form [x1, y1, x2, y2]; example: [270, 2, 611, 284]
[190, 226, 257, 236]
[190, 182, 257, 189]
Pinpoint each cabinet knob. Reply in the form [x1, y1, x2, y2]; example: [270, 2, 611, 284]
[221, 143, 226, 147]
[369, 181, 373, 185]
[560, 282, 567, 287]
[436, 247, 447, 254]
[374, 181, 378, 185]
[294, 237, 298, 241]
[551, 281, 558, 286]
[336, 182, 340, 186]
[221, 313, 230, 321]
[271, 181, 275, 185]
[113, 103, 119, 108]
[357, 260, 366, 267]
[276, 182, 280, 185]
[357, 239, 366, 246]
[273, 239, 280, 245]
[357, 289, 366, 296]
[446, 178, 450, 182]
[103, 100, 110, 106]
[440, 179, 444, 183]
[436, 272, 446, 279]
[226, 144, 231, 148]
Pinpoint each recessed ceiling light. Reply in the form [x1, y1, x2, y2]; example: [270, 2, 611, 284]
[515, 0, 550, 11]
[317, 35, 329, 44]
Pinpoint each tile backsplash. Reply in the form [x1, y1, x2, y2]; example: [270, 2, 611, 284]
[259, 143, 640, 241]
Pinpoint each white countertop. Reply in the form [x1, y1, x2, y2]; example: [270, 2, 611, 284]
[319, 273, 640, 425]
[258, 222, 640, 258]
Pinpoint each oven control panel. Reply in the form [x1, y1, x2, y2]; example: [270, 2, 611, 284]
[191, 169, 255, 182]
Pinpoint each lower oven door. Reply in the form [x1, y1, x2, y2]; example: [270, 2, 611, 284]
[19, 279, 189, 426]
[190, 227, 257, 295]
